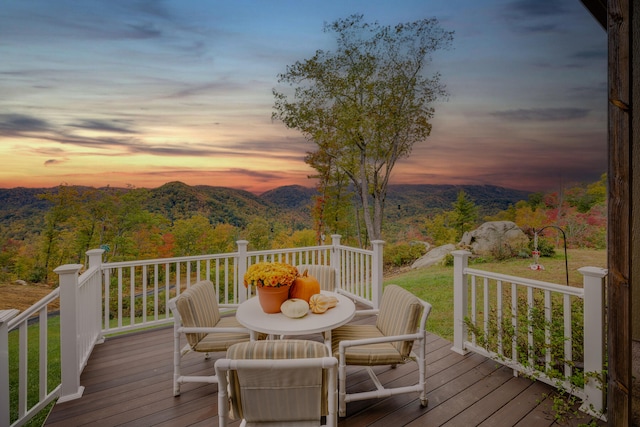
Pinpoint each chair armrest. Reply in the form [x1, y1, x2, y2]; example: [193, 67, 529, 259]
[338, 332, 423, 352]
[179, 326, 250, 334]
[352, 309, 379, 318]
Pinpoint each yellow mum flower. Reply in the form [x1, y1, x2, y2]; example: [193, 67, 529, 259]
[243, 262, 299, 288]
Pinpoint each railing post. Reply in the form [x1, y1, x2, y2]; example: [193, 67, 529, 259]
[86, 248, 104, 269]
[0, 309, 19, 427]
[55, 263, 85, 403]
[86, 249, 105, 344]
[578, 266, 607, 417]
[371, 240, 384, 309]
[330, 235, 342, 292]
[236, 240, 249, 303]
[451, 250, 471, 355]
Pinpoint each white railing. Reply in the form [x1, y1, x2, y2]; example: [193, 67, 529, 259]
[1, 292, 61, 427]
[100, 235, 381, 336]
[1, 250, 105, 427]
[451, 250, 607, 420]
[0, 235, 380, 427]
[101, 251, 240, 335]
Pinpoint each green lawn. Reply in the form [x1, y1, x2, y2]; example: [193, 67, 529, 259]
[384, 267, 455, 341]
[8, 315, 60, 427]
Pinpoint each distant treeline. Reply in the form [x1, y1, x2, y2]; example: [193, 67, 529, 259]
[0, 178, 605, 285]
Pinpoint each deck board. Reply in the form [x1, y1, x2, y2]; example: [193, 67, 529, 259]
[45, 318, 604, 427]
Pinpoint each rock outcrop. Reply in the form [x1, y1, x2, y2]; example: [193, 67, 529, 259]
[411, 244, 456, 269]
[460, 221, 529, 256]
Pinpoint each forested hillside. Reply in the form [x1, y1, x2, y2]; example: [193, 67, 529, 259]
[386, 184, 530, 216]
[0, 182, 528, 236]
[146, 182, 275, 226]
[0, 180, 582, 285]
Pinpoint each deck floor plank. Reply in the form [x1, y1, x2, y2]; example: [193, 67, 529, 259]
[441, 376, 536, 426]
[478, 381, 554, 427]
[46, 318, 604, 427]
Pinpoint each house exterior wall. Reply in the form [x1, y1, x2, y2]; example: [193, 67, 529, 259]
[631, 0, 640, 343]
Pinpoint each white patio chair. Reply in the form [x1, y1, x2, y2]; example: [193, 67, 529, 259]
[330, 284, 432, 417]
[168, 279, 255, 396]
[215, 339, 338, 427]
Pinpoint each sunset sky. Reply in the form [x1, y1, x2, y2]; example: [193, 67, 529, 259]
[0, 0, 606, 194]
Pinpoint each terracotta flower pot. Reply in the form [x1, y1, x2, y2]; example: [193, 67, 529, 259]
[256, 285, 291, 313]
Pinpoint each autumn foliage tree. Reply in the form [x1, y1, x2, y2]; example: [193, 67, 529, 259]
[273, 14, 453, 245]
[37, 185, 80, 283]
[425, 177, 607, 251]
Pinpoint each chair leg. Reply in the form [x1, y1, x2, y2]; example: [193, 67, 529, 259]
[173, 376, 181, 397]
[173, 329, 181, 396]
[338, 353, 347, 417]
[418, 335, 428, 407]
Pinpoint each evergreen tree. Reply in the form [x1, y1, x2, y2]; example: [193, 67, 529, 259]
[452, 190, 477, 239]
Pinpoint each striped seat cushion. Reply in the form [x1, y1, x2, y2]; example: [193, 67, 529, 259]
[331, 285, 423, 365]
[175, 280, 249, 349]
[331, 324, 407, 365]
[193, 316, 251, 352]
[226, 340, 330, 420]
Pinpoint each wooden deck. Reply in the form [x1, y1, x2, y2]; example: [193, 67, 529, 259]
[45, 315, 604, 427]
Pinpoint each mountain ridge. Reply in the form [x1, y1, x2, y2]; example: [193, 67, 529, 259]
[0, 182, 530, 239]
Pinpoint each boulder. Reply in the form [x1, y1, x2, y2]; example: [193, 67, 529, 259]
[460, 221, 529, 257]
[411, 244, 456, 269]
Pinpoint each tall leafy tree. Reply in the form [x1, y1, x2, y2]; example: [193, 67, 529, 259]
[514, 200, 548, 232]
[73, 187, 118, 261]
[102, 188, 162, 261]
[424, 211, 457, 246]
[210, 223, 239, 254]
[308, 150, 357, 245]
[244, 217, 272, 250]
[172, 215, 213, 256]
[37, 185, 80, 283]
[273, 14, 453, 244]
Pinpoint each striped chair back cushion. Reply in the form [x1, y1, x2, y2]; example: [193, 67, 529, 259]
[375, 285, 423, 357]
[226, 340, 331, 421]
[174, 280, 221, 347]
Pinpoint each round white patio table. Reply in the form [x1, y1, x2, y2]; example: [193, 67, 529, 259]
[236, 291, 356, 348]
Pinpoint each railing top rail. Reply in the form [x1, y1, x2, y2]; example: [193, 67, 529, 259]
[99, 243, 376, 271]
[245, 245, 332, 256]
[7, 287, 60, 330]
[103, 252, 240, 269]
[78, 265, 100, 282]
[334, 245, 373, 255]
[464, 267, 585, 297]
